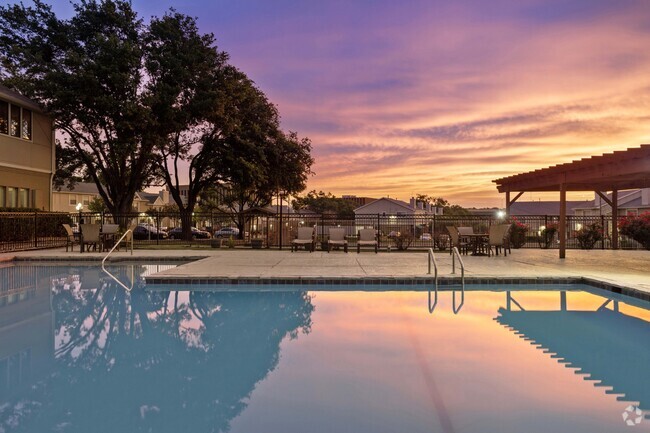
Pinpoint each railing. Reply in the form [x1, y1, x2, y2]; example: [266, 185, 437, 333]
[427, 248, 438, 313]
[0, 210, 645, 252]
[101, 229, 134, 292]
[451, 247, 465, 289]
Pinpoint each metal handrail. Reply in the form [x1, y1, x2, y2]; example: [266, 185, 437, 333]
[101, 229, 134, 292]
[451, 246, 465, 289]
[427, 248, 438, 313]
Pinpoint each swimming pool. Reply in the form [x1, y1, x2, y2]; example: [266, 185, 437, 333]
[1, 263, 648, 433]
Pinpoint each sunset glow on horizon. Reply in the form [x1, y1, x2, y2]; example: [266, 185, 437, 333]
[54, 0, 650, 206]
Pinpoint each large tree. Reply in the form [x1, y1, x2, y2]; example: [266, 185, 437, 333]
[292, 190, 355, 218]
[0, 1, 156, 219]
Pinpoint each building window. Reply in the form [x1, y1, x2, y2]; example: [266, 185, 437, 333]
[6, 187, 16, 208]
[69, 196, 77, 206]
[83, 197, 90, 206]
[0, 101, 7, 135]
[0, 187, 4, 208]
[21, 109, 31, 140]
[18, 188, 29, 208]
[10, 104, 20, 138]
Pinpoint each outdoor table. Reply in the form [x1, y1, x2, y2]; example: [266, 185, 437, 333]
[461, 233, 489, 256]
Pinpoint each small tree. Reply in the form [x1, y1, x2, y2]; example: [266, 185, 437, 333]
[87, 196, 108, 213]
[292, 191, 355, 218]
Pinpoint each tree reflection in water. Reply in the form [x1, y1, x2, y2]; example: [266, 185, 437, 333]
[8, 265, 314, 433]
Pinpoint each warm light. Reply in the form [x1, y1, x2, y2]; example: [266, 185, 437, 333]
[75, 203, 83, 211]
[496, 210, 506, 219]
[575, 223, 583, 231]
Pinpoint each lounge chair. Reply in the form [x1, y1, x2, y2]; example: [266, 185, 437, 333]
[488, 224, 510, 256]
[446, 226, 469, 255]
[62, 223, 76, 252]
[80, 223, 101, 252]
[291, 227, 315, 252]
[357, 228, 378, 253]
[327, 228, 348, 253]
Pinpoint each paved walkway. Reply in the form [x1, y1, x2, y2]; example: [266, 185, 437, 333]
[2, 247, 649, 294]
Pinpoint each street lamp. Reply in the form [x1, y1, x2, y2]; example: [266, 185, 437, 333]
[496, 210, 506, 219]
[76, 203, 83, 253]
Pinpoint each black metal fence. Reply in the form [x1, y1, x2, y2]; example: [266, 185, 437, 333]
[0, 211, 644, 252]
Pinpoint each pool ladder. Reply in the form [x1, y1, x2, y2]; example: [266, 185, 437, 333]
[427, 247, 465, 313]
[101, 229, 134, 292]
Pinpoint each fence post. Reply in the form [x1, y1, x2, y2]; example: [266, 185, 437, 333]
[156, 212, 160, 245]
[34, 211, 38, 248]
[377, 213, 381, 249]
[601, 215, 605, 250]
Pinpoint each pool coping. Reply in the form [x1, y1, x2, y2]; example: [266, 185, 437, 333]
[7, 257, 650, 304]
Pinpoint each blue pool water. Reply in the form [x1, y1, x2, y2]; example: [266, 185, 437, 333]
[0, 263, 649, 433]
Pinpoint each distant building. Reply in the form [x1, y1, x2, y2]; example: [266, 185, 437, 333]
[353, 197, 443, 216]
[342, 195, 377, 208]
[508, 200, 593, 216]
[52, 182, 167, 213]
[0, 85, 54, 210]
[573, 189, 650, 216]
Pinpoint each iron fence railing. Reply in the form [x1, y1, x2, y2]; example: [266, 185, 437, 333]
[0, 211, 644, 252]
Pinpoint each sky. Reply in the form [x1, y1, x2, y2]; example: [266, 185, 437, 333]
[49, 0, 650, 206]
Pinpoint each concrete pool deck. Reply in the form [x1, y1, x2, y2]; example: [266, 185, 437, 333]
[2, 247, 649, 296]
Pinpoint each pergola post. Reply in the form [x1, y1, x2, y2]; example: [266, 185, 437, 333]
[611, 189, 619, 250]
[505, 191, 510, 215]
[559, 183, 567, 259]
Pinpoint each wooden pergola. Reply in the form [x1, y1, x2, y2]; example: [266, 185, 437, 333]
[493, 145, 650, 258]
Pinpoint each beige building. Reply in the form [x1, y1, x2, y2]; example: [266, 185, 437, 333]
[53, 182, 168, 213]
[0, 85, 55, 210]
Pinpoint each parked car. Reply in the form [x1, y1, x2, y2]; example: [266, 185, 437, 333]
[213, 227, 240, 238]
[420, 233, 432, 241]
[132, 225, 168, 240]
[168, 227, 211, 240]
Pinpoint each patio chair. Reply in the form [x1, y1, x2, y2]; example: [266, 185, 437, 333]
[446, 226, 469, 255]
[488, 224, 510, 256]
[80, 223, 101, 252]
[101, 224, 119, 251]
[291, 227, 315, 252]
[62, 223, 76, 252]
[457, 226, 474, 235]
[357, 228, 378, 253]
[327, 228, 348, 253]
[501, 224, 512, 255]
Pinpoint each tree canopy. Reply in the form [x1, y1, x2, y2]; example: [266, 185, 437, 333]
[292, 190, 356, 218]
[0, 1, 313, 233]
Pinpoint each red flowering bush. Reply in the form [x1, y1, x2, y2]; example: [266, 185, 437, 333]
[574, 222, 603, 250]
[619, 212, 650, 250]
[508, 218, 528, 248]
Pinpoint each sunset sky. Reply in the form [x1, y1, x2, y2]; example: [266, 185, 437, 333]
[53, 0, 650, 206]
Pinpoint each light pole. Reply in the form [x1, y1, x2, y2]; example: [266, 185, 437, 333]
[76, 202, 83, 253]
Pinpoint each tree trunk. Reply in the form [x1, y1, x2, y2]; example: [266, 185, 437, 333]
[180, 209, 194, 241]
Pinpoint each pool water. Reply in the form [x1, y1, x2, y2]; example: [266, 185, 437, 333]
[0, 263, 649, 433]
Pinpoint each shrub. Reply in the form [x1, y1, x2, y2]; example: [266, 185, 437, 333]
[619, 212, 650, 250]
[574, 222, 604, 250]
[0, 211, 72, 243]
[539, 222, 558, 249]
[508, 218, 528, 249]
[394, 232, 414, 250]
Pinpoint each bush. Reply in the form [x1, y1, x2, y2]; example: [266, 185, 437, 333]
[508, 218, 528, 249]
[539, 222, 558, 249]
[574, 222, 604, 250]
[394, 232, 414, 250]
[619, 212, 650, 250]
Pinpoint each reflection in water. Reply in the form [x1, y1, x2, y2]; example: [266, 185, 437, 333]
[1, 265, 649, 433]
[495, 290, 650, 420]
[0, 264, 313, 433]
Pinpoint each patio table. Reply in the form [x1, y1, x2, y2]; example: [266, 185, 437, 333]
[461, 233, 489, 256]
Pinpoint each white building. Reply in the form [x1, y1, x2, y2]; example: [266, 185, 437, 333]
[353, 197, 443, 216]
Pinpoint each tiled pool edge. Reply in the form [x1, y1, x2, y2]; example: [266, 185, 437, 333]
[144, 275, 650, 303]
